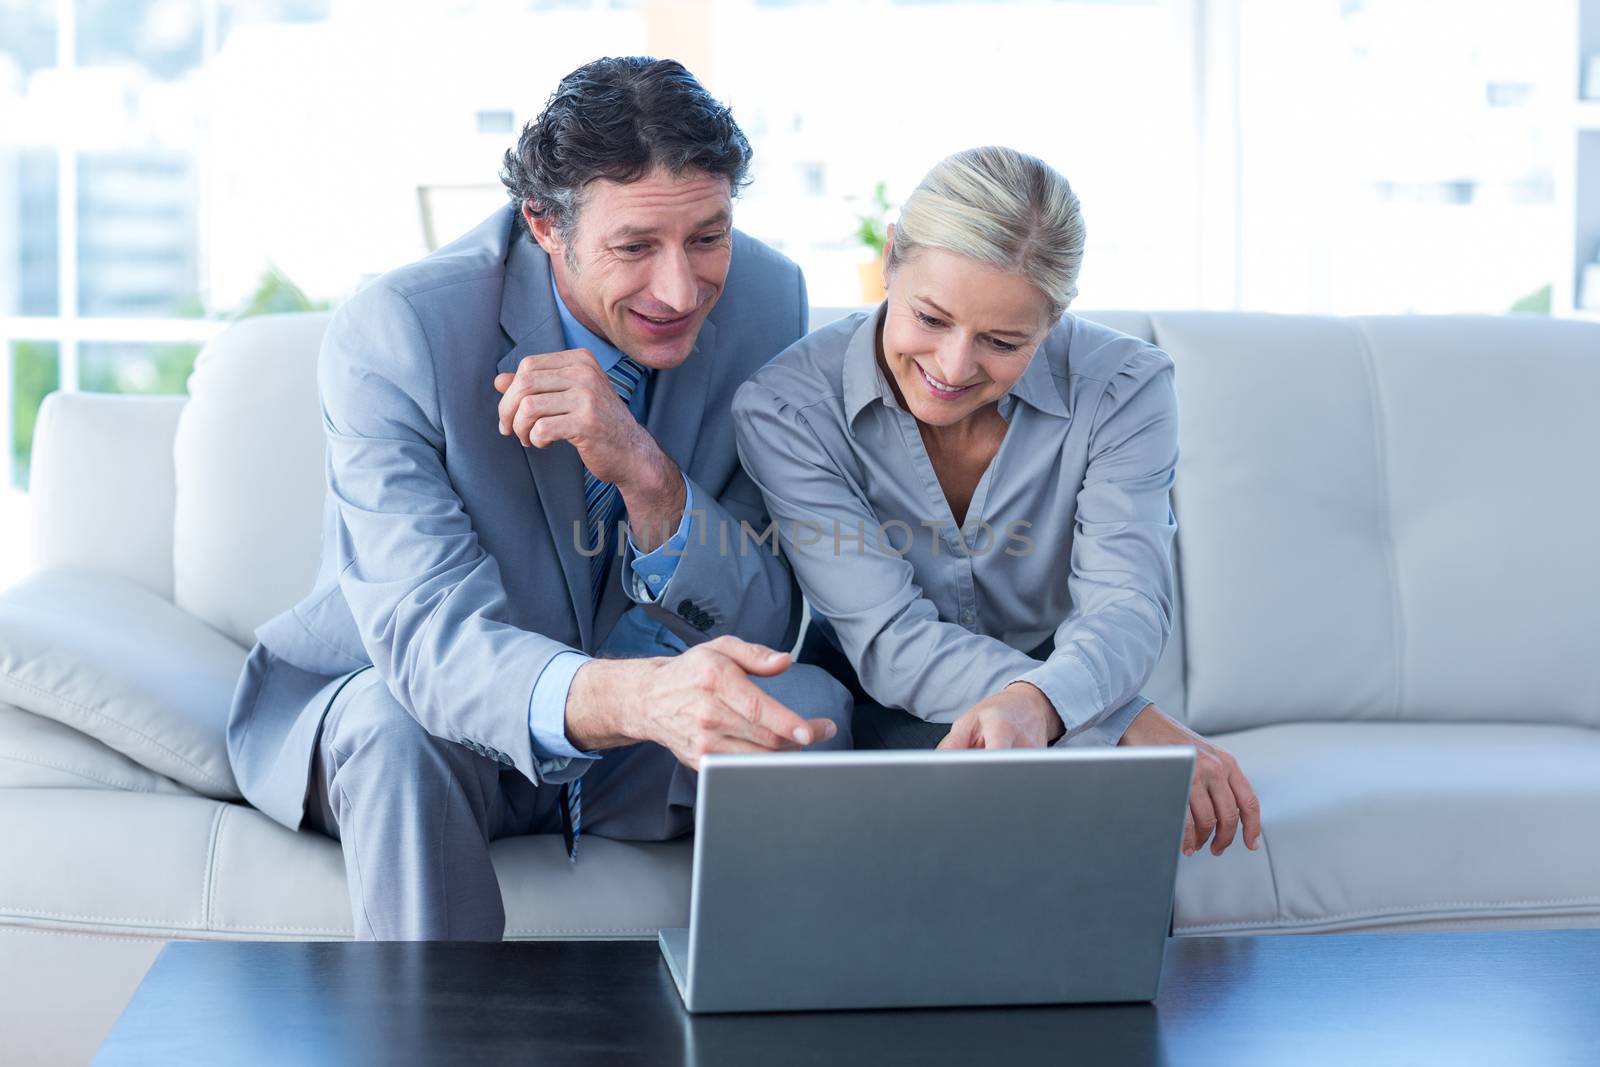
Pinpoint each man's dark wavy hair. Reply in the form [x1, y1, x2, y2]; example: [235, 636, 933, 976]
[500, 56, 752, 245]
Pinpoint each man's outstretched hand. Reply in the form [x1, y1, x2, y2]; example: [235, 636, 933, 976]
[564, 635, 839, 770]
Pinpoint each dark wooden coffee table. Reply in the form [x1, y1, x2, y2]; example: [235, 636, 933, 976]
[93, 930, 1600, 1066]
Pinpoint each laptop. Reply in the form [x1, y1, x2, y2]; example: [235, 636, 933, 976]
[659, 746, 1195, 1013]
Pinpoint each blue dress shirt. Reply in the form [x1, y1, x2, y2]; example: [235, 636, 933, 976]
[526, 279, 695, 764]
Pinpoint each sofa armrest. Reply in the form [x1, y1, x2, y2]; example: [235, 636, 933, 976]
[31, 392, 187, 601]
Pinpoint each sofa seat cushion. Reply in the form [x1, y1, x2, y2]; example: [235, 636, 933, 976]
[0, 704, 194, 795]
[0, 569, 247, 798]
[0, 788, 690, 940]
[1174, 721, 1600, 934]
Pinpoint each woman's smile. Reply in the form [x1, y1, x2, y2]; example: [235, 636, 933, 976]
[915, 361, 983, 400]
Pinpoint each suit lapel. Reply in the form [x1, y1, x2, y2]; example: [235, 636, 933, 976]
[498, 236, 594, 651]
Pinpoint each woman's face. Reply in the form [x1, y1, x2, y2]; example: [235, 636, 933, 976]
[879, 244, 1053, 428]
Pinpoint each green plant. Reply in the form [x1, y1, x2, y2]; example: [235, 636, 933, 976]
[1508, 283, 1551, 315]
[851, 181, 892, 257]
[232, 265, 331, 318]
[77, 342, 203, 396]
[11, 341, 58, 491]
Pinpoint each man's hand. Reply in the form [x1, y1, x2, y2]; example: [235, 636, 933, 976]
[1119, 703, 1261, 857]
[495, 348, 651, 484]
[494, 349, 685, 550]
[936, 682, 1064, 751]
[564, 635, 839, 771]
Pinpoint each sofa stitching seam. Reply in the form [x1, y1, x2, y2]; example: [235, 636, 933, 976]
[0, 909, 351, 933]
[0, 752, 165, 793]
[1258, 827, 1283, 924]
[0, 910, 675, 937]
[1356, 321, 1406, 719]
[0, 924, 179, 945]
[502, 927, 672, 936]
[201, 802, 227, 928]
[0, 669, 230, 790]
[1168, 504, 1189, 722]
[21, 897, 1587, 935]
[1176, 896, 1600, 930]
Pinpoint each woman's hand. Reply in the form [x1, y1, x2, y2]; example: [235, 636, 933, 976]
[936, 691, 1263, 858]
[1119, 704, 1262, 857]
[936, 682, 1064, 750]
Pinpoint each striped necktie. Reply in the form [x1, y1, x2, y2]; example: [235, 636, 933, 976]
[560, 354, 646, 864]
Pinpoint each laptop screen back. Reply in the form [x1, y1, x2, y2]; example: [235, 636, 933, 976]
[685, 747, 1194, 1013]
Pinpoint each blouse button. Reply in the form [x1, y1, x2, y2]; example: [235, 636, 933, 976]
[960, 608, 976, 626]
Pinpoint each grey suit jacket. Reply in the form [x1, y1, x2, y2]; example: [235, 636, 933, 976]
[226, 204, 808, 830]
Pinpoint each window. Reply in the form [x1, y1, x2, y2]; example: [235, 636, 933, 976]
[1232, 0, 1568, 314]
[0, 0, 1581, 509]
[476, 109, 516, 135]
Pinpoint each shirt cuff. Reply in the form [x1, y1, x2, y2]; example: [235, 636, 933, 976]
[1054, 692, 1152, 748]
[528, 650, 602, 764]
[626, 471, 694, 604]
[1013, 654, 1106, 737]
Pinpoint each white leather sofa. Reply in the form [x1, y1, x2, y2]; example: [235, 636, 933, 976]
[4, 308, 1598, 1065]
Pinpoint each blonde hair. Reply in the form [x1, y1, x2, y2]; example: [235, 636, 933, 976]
[886, 146, 1085, 321]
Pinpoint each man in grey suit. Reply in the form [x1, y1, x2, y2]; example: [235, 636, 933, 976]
[226, 57, 851, 941]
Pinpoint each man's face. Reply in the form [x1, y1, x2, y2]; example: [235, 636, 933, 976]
[530, 166, 734, 370]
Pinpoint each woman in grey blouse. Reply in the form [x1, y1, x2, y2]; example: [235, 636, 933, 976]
[732, 147, 1260, 857]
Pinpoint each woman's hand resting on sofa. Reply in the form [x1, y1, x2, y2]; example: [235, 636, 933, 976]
[1119, 704, 1261, 857]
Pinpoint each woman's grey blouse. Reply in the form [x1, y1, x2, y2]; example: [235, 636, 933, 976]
[730, 306, 1178, 740]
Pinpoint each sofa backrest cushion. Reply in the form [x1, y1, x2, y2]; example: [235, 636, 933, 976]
[1152, 311, 1600, 732]
[173, 312, 332, 648]
[31, 392, 186, 600]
